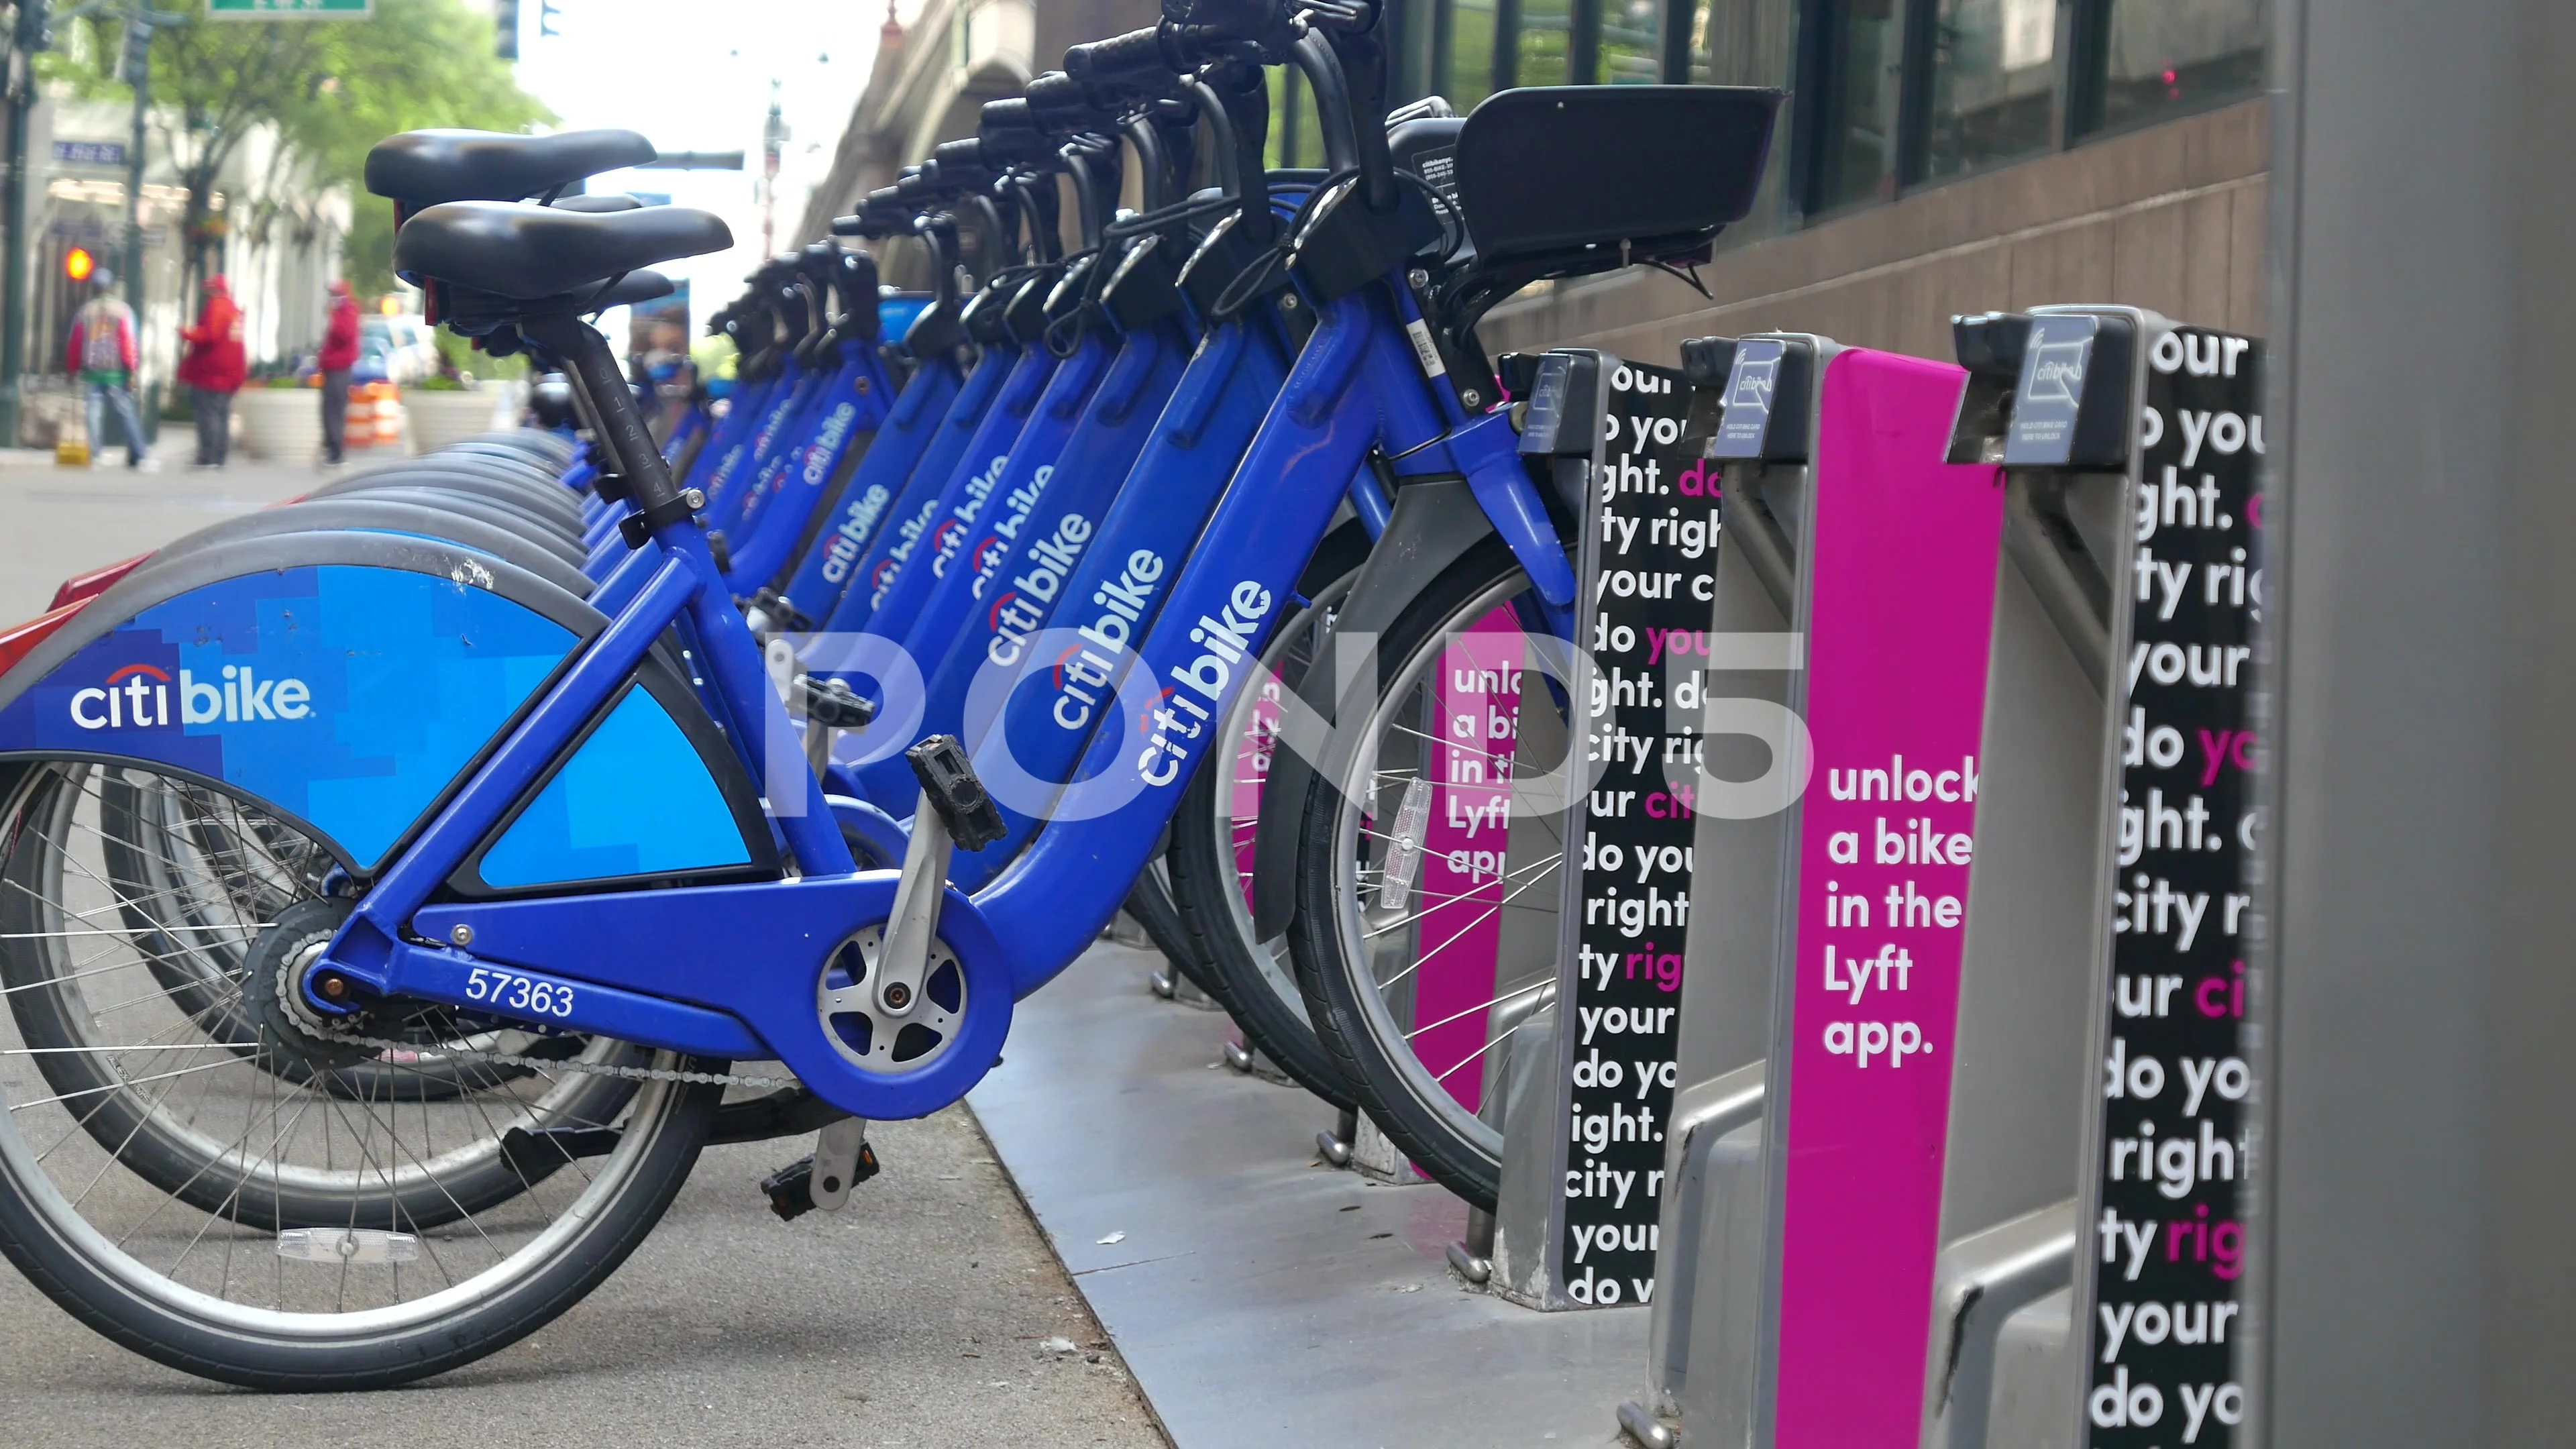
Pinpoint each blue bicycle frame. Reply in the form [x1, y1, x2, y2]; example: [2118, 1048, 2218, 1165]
[301, 271, 1559, 1134]
[934, 301, 1302, 886]
[821, 297, 1030, 633]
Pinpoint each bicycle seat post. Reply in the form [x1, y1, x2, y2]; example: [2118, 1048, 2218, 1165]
[522, 311, 694, 540]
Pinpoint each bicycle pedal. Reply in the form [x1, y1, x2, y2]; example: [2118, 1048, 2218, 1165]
[799, 674, 876, 728]
[761, 1157, 819, 1222]
[905, 735, 1007, 851]
[763, 1122, 879, 1222]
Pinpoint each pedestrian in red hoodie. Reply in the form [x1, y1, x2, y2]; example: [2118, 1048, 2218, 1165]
[177, 274, 246, 468]
[317, 278, 362, 466]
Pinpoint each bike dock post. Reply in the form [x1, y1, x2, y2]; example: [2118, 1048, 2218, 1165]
[2019, 311, 2261, 1449]
[1614, 329, 1839, 1448]
[1470, 347, 1714, 1312]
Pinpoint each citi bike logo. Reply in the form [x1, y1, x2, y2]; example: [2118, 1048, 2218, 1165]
[818, 483, 895, 585]
[982, 513, 1094, 667]
[2025, 340, 2088, 407]
[968, 466, 1053, 602]
[927, 455, 1009, 580]
[1137, 580, 1275, 788]
[1044, 548, 1169, 732]
[70, 663, 311, 731]
[869, 500, 941, 604]
[801, 402, 859, 487]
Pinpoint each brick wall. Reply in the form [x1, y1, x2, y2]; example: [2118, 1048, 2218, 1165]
[1479, 98, 2270, 365]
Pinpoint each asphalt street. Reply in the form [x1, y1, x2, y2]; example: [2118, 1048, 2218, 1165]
[0, 449, 1169, 1449]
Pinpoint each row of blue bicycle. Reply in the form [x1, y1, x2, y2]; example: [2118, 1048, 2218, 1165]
[0, 0, 1777, 1389]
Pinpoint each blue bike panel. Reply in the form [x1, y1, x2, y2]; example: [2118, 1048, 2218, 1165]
[0, 565, 580, 869]
[707, 360, 824, 534]
[770, 350, 966, 625]
[476, 682, 752, 888]
[843, 343, 1059, 639]
[722, 341, 895, 593]
[941, 313, 1297, 889]
[969, 286, 1458, 993]
[821, 340, 1023, 633]
[850, 317, 1196, 806]
[858, 336, 1091, 663]
[682, 370, 780, 502]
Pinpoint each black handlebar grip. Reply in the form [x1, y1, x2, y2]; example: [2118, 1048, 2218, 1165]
[981, 97, 1037, 132]
[933, 138, 985, 170]
[1065, 26, 1171, 84]
[1161, 0, 1281, 39]
[1024, 70, 1092, 119]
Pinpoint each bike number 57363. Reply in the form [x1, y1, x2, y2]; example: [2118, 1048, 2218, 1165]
[464, 966, 576, 1019]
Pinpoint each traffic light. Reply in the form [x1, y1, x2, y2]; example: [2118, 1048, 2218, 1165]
[115, 17, 149, 87]
[63, 248, 93, 283]
[494, 0, 517, 60]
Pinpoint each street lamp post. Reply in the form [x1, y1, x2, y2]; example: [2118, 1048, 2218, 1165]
[120, 2, 145, 313]
[0, 0, 53, 449]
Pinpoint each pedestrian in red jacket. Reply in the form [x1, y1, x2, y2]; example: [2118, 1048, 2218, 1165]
[177, 274, 246, 468]
[318, 278, 362, 465]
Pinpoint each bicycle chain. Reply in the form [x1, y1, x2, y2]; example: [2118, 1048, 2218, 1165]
[320, 1027, 798, 1090]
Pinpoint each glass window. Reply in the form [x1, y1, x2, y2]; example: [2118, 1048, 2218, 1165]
[1517, 0, 1574, 87]
[1686, 0, 1799, 87]
[1810, 0, 1901, 211]
[1447, 0, 1501, 110]
[1599, 0, 1665, 83]
[1265, 66, 1328, 170]
[1923, 0, 2059, 180]
[2096, 0, 2266, 133]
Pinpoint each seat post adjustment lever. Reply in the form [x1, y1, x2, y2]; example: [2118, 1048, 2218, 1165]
[614, 487, 705, 549]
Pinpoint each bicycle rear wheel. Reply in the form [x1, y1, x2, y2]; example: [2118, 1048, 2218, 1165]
[1167, 571, 1362, 1110]
[1286, 540, 1572, 1208]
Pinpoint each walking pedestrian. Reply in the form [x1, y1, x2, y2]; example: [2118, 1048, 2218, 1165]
[317, 278, 361, 466]
[64, 272, 151, 470]
[176, 274, 245, 469]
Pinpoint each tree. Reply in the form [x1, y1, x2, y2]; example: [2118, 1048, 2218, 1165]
[45, 0, 551, 299]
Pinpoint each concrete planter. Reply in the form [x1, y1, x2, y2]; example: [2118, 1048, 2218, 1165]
[234, 386, 325, 463]
[405, 388, 508, 454]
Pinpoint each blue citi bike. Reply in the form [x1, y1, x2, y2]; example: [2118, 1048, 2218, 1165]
[0, 0, 1776, 1389]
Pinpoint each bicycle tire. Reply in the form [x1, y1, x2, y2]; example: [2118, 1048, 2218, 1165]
[1286, 538, 1572, 1210]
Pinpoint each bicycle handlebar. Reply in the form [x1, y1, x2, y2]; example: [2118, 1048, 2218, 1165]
[1064, 25, 1173, 87]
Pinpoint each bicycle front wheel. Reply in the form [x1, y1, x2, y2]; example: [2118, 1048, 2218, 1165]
[0, 759, 721, 1390]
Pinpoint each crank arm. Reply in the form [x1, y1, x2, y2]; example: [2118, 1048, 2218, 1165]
[872, 737, 1008, 1020]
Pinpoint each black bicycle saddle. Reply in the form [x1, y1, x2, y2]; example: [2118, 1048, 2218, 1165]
[366, 128, 657, 207]
[395, 201, 732, 301]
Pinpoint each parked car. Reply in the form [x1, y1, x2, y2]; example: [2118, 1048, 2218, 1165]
[356, 314, 438, 385]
